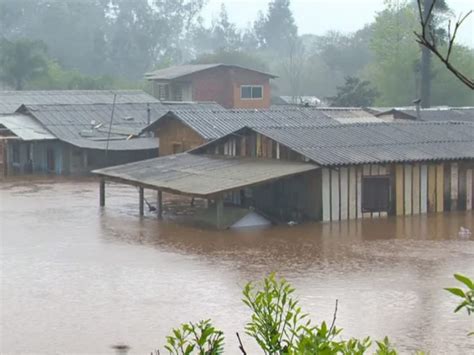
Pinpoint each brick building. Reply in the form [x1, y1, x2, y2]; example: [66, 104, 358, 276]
[145, 64, 276, 109]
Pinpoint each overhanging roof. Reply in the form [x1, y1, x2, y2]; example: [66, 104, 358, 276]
[94, 153, 317, 197]
[251, 121, 474, 166]
[145, 64, 277, 80]
[141, 107, 339, 140]
[0, 114, 55, 141]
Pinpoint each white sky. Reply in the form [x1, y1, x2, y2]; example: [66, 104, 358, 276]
[202, 0, 474, 46]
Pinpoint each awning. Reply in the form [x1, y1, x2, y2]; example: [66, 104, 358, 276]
[0, 114, 55, 141]
[93, 153, 318, 197]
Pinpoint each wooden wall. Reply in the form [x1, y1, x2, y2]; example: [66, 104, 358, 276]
[252, 170, 322, 222]
[156, 117, 206, 156]
[322, 164, 390, 222]
[322, 162, 474, 222]
[201, 131, 474, 222]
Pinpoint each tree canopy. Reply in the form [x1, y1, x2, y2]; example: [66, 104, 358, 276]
[0, 0, 472, 106]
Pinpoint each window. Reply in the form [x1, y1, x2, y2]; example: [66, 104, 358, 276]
[240, 85, 263, 100]
[362, 176, 390, 212]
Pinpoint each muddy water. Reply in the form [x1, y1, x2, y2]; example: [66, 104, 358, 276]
[1, 179, 473, 354]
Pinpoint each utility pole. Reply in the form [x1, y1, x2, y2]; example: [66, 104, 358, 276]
[420, 0, 433, 108]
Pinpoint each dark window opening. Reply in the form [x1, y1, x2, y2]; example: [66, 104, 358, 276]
[362, 176, 390, 212]
[47, 148, 55, 172]
[12, 144, 20, 163]
[240, 85, 263, 99]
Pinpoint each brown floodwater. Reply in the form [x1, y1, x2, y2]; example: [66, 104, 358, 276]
[1, 178, 473, 354]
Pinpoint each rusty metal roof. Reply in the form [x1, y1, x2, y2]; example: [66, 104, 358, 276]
[145, 64, 277, 80]
[252, 121, 474, 166]
[94, 153, 317, 196]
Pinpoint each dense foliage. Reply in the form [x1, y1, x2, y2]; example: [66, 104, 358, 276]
[0, 0, 472, 105]
[163, 274, 402, 354]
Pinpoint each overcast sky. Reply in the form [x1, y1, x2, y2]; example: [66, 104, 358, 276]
[202, 0, 474, 46]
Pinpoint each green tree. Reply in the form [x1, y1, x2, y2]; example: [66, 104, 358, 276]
[0, 38, 48, 90]
[328, 77, 378, 107]
[254, 0, 298, 54]
[419, 0, 450, 107]
[192, 50, 268, 72]
[190, 4, 242, 55]
[368, 0, 420, 106]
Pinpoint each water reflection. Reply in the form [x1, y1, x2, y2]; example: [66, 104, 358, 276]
[1, 179, 473, 354]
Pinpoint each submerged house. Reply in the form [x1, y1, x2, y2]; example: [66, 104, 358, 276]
[95, 120, 474, 228]
[145, 64, 277, 109]
[376, 107, 474, 122]
[0, 90, 225, 176]
[141, 107, 382, 156]
[6, 103, 161, 175]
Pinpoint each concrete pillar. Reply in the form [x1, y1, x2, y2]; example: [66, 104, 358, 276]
[139, 187, 144, 216]
[157, 190, 163, 219]
[100, 178, 105, 207]
[216, 198, 224, 229]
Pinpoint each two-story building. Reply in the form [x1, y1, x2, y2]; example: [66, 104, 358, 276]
[145, 64, 277, 109]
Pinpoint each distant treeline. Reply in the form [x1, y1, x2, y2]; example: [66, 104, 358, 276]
[0, 0, 472, 106]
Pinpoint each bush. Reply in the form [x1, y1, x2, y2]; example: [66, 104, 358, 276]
[163, 274, 399, 354]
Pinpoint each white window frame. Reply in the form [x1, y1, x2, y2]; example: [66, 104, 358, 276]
[240, 85, 264, 100]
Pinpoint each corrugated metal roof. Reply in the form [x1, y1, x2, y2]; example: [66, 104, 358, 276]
[376, 107, 474, 122]
[399, 108, 474, 122]
[66, 137, 158, 151]
[315, 107, 383, 123]
[0, 90, 159, 111]
[145, 64, 277, 80]
[17, 101, 222, 149]
[20, 103, 166, 141]
[0, 103, 22, 114]
[252, 121, 474, 166]
[144, 107, 340, 140]
[0, 114, 55, 141]
[94, 153, 317, 196]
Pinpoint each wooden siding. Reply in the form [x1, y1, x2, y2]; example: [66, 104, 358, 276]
[157, 117, 206, 156]
[201, 130, 474, 223]
[320, 161, 472, 222]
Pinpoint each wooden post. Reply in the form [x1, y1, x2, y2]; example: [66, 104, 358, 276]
[139, 187, 144, 217]
[436, 163, 444, 212]
[322, 168, 331, 222]
[450, 163, 458, 211]
[395, 164, 404, 216]
[100, 178, 105, 207]
[216, 198, 224, 229]
[466, 169, 472, 211]
[157, 190, 163, 219]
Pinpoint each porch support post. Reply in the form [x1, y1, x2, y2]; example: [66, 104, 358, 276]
[139, 186, 144, 216]
[100, 178, 105, 207]
[216, 197, 224, 229]
[157, 190, 163, 219]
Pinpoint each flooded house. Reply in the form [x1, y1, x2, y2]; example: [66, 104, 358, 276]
[94, 120, 474, 228]
[140, 107, 383, 156]
[0, 90, 223, 176]
[145, 64, 277, 109]
[375, 107, 474, 122]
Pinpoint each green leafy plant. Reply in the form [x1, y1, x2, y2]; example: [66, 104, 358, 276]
[164, 319, 224, 355]
[241, 273, 396, 355]
[445, 274, 474, 315]
[445, 273, 473, 336]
